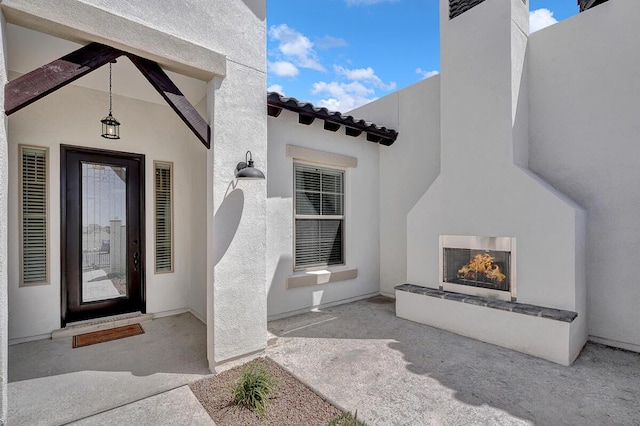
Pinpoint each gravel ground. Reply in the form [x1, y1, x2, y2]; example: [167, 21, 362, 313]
[190, 357, 343, 426]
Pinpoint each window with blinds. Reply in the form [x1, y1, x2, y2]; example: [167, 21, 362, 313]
[294, 163, 344, 270]
[20, 146, 48, 286]
[154, 162, 173, 273]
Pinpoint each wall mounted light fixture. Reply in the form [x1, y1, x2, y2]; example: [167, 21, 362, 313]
[100, 60, 121, 139]
[235, 151, 265, 180]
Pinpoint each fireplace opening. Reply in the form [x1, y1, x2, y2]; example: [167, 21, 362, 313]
[443, 248, 510, 292]
[439, 235, 516, 300]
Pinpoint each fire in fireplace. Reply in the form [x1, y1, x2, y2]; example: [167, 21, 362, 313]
[443, 248, 510, 292]
[439, 235, 516, 300]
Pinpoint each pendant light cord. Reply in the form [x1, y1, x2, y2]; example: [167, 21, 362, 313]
[108, 62, 113, 116]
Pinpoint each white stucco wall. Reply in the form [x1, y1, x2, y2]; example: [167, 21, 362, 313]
[77, 0, 265, 74]
[396, 290, 579, 365]
[527, 0, 640, 350]
[175, 0, 268, 370]
[0, 10, 9, 424]
[266, 110, 380, 318]
[208, 58, 267, 367]
[350, 77, 441, 296]
[0, 0, 227, 80]
[6, 74, 208, 340]
[393, 0, 587, 363]
[1, 0, 267, 370]
[405, 0, 585, 311]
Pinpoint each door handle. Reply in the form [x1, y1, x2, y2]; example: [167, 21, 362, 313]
[133, 251, 139, 271]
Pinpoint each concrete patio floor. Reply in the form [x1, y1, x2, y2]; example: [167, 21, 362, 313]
[267, 296, 640, 426]
[8, 298, 640, 425]
[8, 312, 213, 425]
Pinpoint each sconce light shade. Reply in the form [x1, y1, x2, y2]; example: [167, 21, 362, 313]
[235, 151, 265, 180]
[101, 113, 121, 139]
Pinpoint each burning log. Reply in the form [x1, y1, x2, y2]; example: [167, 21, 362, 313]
[457, 253, 506, 283]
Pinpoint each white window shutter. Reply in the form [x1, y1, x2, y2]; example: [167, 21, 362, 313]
[21, 147, 48, 285]
[155, 162, 173, 273]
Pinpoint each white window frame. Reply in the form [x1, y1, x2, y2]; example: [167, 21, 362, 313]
[19, 144, 49, 287]
[293, 160, 346, 271]
[154, 161, 174, 274]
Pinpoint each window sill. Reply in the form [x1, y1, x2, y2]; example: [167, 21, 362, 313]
[286, 267, 358, 289]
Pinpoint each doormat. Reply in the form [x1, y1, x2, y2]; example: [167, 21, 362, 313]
[72, 324, 144, 348]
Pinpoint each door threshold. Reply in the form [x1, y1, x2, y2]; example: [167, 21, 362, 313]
[52, 312, 153, 340]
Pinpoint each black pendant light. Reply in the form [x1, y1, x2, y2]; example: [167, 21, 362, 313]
[101, 60, 121, 139]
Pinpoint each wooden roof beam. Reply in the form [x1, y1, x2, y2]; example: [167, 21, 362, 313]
[5, 42, 123, 116]
[298, 114, 315, 125]
[127, 53, 210, 148]
[268, 105, 282, 117]
[324, 121, 341, 132]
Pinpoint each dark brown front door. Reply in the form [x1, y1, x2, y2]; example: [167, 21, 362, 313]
[61, 146, 145, 325]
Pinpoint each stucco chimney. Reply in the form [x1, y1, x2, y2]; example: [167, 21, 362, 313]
[404, 0, 586, 365]
[440, 0, 530, 172]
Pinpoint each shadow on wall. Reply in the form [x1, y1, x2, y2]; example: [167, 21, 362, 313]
[267, 300, 640, 425]
[268, 255, 292, 316]
[267, 255, 328, 318]
[242, 0, 266, 20]
[214, 187, 244, 266]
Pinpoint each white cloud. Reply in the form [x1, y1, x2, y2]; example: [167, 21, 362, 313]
[345, 0, 399, 5]
[334, 65, 396, 90]
[530, 8, 558, 33]
[310, 65, 395, 112]
[416, 68, 439, 79]
[315, 35, 348, 50]
[267, 84, 285, 95]
[268, 24, 325, 72]
[312, 80, 377, 111]
[313, 81, 374, 98]
[268, 61, 299, 78]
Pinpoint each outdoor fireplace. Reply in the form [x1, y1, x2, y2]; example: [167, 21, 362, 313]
[439, 235, 516, 301]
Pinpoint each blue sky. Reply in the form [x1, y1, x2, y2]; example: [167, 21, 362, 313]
[267, 0, 580, 111]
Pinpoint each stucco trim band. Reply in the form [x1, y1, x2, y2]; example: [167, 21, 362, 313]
[286, 268, 358, 289]
[1, 0, 226, 80]
[286, 145, 357, 169]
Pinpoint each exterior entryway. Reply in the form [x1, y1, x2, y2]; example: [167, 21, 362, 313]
[61, 146, 145, 325]
[8, 313, 209, 425]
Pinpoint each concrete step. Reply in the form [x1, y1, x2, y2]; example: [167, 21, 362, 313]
[51, 312, 153, 339]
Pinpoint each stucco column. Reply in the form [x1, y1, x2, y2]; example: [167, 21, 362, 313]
[0, 10, 9, 424]
[439, 0, 529, 174]
[206, 59, 267, 371]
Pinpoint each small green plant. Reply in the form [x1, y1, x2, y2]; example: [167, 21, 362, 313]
[232, 363, 276, 417]
[328, 411, 368, 426]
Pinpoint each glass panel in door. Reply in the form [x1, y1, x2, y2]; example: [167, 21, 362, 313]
[81, 162, 128, 302]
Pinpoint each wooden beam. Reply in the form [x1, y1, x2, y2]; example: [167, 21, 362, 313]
[324, 121, 341, 132]
[127, 54, 210, 148]
[5, 43, 123, 116]
[298, 114, 315, 125]
[366, 133, 383, 143]
[268, 105, 282, 117]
